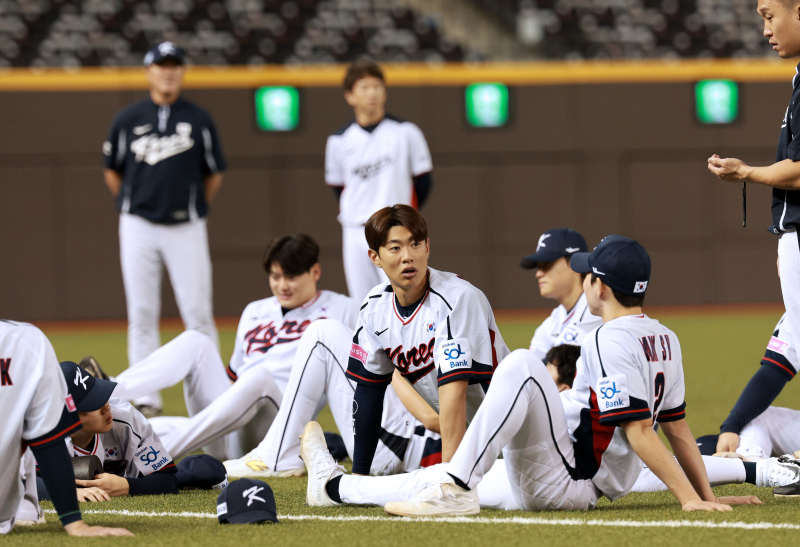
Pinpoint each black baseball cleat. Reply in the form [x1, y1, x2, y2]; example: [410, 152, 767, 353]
[774, 480, 800, 497]
[79, 355, 110, 381]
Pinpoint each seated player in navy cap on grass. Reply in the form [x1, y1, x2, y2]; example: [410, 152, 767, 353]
[37, 362, 179, 502]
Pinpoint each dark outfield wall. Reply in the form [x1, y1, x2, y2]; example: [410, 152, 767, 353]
[0, 83, 788, 321]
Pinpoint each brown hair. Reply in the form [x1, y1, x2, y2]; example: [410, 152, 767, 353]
[545, 345, 581, 389]
[262, 234, 319, 276]
[344, 60, 384, 91]
[365, 205, 429, 252]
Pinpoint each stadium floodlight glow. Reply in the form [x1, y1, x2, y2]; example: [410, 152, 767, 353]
[255, 86, 300, 131]
[465, 83, 509, 128]
[695, 80, 738, 124]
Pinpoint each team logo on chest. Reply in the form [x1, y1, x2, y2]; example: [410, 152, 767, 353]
[130, 122, 194, 165]
[244, 318, 322, 354]
[384, 336, 435, 384]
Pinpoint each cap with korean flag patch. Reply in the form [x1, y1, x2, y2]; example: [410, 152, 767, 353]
[569, 235, 651, 297]
[520, 228, 588, 269]
[59, 361, 117, 413]
[217, 479, 278, 524]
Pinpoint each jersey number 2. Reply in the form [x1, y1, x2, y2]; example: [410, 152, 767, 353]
[653, 372, 665, 417]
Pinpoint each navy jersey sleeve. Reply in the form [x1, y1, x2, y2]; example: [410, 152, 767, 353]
[103, 111, 126, 172]
[787, 96, 800, 161]
[201, 114, 226, 174]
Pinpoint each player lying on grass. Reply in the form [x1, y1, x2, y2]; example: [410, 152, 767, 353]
[223, 318, 442, 477]
[1, 320, 131, 536]
[520, 228, 601, 364]
[35, 361, 178, 503]
[342, 204, 510, 474]
[298, 236, 767, 514]
[83, 235, 357, 461]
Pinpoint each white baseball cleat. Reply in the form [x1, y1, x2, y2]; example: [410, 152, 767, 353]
[299, 421, 345, 507]
[384, 475, 479, 517]
[223, 449, 304, 478]
[14, 516, 46, 526]
[756, 456, 800, 487]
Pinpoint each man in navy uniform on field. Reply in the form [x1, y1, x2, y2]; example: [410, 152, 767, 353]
[102, 41, 227, 417]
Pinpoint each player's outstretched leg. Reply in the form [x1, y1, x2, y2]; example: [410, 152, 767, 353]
[385, 349, 597, 517]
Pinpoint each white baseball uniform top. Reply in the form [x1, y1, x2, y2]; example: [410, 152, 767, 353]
[66, 398, 174, 478]
[562, 314, 686, 501]
[0, 320, 81, 532]
[227, 290, 358, 392]
[346, 268, 510, 421]
[324, 115, 432, 227]
[529, 293, 602, 364]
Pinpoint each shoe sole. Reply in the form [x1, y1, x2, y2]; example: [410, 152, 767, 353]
[384, 503, 480, 517]
[79, 356, 109, 380]
[300, 422, 322, 505]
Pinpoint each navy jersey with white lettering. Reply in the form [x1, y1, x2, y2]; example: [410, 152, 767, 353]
[103, 97, 226, 224]
[771, 63, 800, 234]
[562, 314, 686, 501]
[346, 268, 509, 421]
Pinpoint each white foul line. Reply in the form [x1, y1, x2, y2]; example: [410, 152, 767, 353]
[44, 509, 800, 530]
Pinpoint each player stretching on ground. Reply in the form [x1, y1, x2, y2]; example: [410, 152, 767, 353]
[343, 204, 508, 476]
[36, 362, 178, 503]
[298, 236, 765, 513]
[520, 228, 601, 363]
[85, 235, 356, 461]
[325, 61, 433, 303]
[0, 320, 132, 536]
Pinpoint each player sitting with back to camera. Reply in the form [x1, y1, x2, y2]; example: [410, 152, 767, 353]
[81, 235, 357, 464]
[37, 361, 178, 503]
[299, 235, 772, 514]
[519, 228, 602, 364]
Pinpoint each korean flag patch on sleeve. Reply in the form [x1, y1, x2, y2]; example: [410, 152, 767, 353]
[437, 338, 472, 373]
[133, 441, 170, 476]
[595, 374, 630, 412]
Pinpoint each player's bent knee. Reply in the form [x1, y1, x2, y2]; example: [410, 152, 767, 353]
[302, 318, 351, 343]
[174, 329, 215, 348]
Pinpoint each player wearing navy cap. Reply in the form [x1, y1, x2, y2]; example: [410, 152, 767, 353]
[300, 236, 762, 514]
[103, 40, 226, 417]
[0, 320, 132, 536]
[520, 228, 601, 364]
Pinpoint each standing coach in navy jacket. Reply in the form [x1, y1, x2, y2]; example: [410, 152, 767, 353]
[102, 42, 226, 417]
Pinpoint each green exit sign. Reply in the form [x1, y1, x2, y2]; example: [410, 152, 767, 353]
[255, 86, 299, 131]
[696, 80, 738, 124]
[465, 83, 509, 128]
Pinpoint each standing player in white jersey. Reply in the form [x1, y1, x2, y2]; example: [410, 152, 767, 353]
[0, 320, 132, 536]
[325, 60, 433, 303]
[520, 228, 601, 363]
[299, 236, 762, 513]
[90, 235, 357, 461]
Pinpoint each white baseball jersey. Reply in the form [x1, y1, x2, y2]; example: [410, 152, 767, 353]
[227, 290, 358, 392]
[529, 293, 602, 364]
[0, 320, 81, 533]
[325, 115, 432, 226]
[66, 398, 174, 478]
[346, 268, 510, 421]
[562, 314, 686, 501]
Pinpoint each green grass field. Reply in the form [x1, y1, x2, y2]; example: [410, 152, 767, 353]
[7, 310, 800, 545]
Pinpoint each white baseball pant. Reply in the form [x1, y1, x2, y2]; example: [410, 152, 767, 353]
[736, 406, 800, 460]
[630, 456, 747, 493]
[119, 213, 219, 410]
[254, 319, 427, 475]
[12, 450, 43, 525]
[342, 225, 388, 304]
[111, 330, 229, 459]
[337, 350, 598, 510]
[778, 231, 800, 382]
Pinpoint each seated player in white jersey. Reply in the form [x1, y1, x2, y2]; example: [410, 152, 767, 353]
[35, 361, 178, 503]
[519, 228, 602, 363]
[1, 320, 132, 537]
[341, 204, 509, 478]
[223, 318, 443, 478]
[85, 234, 357, 461]
[297, 235, 764, 514]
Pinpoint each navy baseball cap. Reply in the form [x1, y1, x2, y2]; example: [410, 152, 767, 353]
[217, 479, 278, 525]
[177, 455, 229, 490]
[569, 235, 651, 297]
[520, 228, 588, 269]
[144, 41, 185, 66]
[59, 361, 117, 412]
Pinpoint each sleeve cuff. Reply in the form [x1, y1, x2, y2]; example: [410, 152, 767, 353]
[656, 402, 687, 423]
[599, 397, 652, 427]
[26, 407, 82, 450]
[346, 357, 393, 386]
[761, 356, 797, 380]
[437, 361, 494, 387]
[226, 365, 238, 382]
